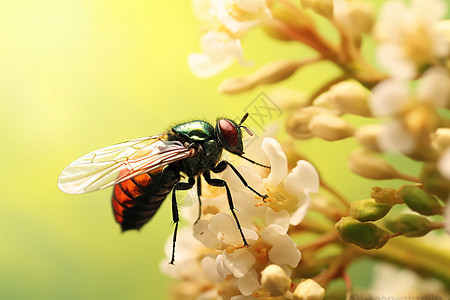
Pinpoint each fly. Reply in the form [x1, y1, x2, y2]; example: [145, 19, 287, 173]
[57, 113, 269, 264]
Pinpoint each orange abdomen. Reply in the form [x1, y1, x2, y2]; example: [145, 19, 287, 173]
[112, 167, 179, 231]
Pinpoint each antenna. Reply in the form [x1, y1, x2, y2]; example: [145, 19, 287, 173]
[239, 112, 249, 125]
[239, 112, 253, 136]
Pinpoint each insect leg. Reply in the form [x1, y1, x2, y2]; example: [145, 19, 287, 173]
[203, 171, 249, 247]
[170, 176, 195, 265]
[212, 161, 268, 200]
[195, 176, 202, 224]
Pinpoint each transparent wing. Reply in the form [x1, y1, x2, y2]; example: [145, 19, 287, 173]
[58, 135, 192, 194]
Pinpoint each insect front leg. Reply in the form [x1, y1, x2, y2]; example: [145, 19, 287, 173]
[203, 171, 249, 248]
[212, 161, 268, 201]
[170, 176, 195, 265]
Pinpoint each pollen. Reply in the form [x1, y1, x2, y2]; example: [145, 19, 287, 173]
[254, 245, 269, 264]
[203, 205, 220, 216]
[254, 197, 273, 207]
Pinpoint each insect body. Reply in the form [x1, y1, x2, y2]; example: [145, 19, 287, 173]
[58, 113, 269, 264]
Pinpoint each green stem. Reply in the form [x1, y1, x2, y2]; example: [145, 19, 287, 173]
[362, 237, 450, 287]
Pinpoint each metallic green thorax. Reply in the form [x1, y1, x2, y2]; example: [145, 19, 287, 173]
[169, 120, 223, 176]
[172, 120, 215, 142]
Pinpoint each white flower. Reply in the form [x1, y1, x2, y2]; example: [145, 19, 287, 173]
[161, 138, 320, 298]
[373, 0, 449, 79]
[369, 67, 450, 154]
[369, 78, 409, 118]
[189, 0, 271, 78]
[209, 0, 272, 34]
[188, 31, 249, 78]
[260, 138, 320, 225]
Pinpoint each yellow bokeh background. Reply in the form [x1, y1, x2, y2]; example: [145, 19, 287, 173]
[0, 0, 412, 299]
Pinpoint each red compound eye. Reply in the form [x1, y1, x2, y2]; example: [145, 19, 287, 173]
[219, 119, 238, 147]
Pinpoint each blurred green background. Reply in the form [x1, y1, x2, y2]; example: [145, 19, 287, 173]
[0, 0, 413, 299]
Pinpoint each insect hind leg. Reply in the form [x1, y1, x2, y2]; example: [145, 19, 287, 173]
[203, 171, 249, 247]
[170, 176, 195, 265]
[195, 176, 202, 224]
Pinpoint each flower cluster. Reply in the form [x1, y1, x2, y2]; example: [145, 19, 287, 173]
[161, 138, 320, 299]
[188, 0, 272, 78]
[162, 0, 450, 298]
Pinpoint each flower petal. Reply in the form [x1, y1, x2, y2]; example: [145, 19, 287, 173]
[290, 197, 310, 226]
[216, 254, 232, 278]
[266, 209, 290, 234]
[223, 249, 256, 278]
[188, 52, 234, 78]
[370, 78, 410, 116]
[202, 256, 223, 282]
[379, 120, 416, 154]
[209, 212, 257, 245]
[261, 225, 301, 267]
[238, 269, 261, 296]
[417, 67, 450, 107]
[284, 160, 320, 196]
[188, 31, 243, 78]
[261, 138, 288, 186]
[194, 220, 222, 248]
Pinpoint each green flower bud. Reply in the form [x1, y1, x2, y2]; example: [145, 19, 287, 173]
[421, 162, 450, 201]
[349, 199, 392, 222]
[398, 185, 443, 216]
[336, 217, 390, 250]
[384, 214, 433, 237]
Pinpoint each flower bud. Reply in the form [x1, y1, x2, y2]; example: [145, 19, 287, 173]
[371, 186, 402, 205]
[300, 0, 334, 19]
[398, 185, 443, 216]
[349, 149, 400, 180]
[349, 199, 392, 222]
[313, 91, 339, 113]
[421, 162, 450, 201]
[438, 147, 450, 181]
[336, 217, 390, 250]
[260, 264, 292, 296]
[384, 214, 434, 237]
[293, 279, 325, 300]
[431, 128, 450, 154]
[354, 125, 383, 152]
[286, 107, 328, 139]
[218, 60, 304, 94]
[334, 1, 374, 38]
[329, 81, 371, 117]
[263, 4, 313, 41]
[309, 113, 355, 141]
[436, 20, 450, 59]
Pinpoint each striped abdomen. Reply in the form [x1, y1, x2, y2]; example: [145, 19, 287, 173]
[112, 166, 180, 231]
